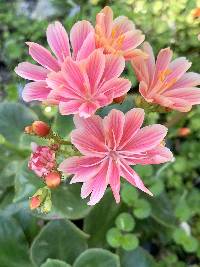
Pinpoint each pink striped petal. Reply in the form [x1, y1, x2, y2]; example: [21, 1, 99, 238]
[22, 81, 51, 102]
[73, 114, 105, 142]
[167, 57, 191, 82]
[46, 21, 70, 62]
[119, 108, 145, 148]
[131, 57, 150, 85]
[78, 102, 99, 118]
[122, 30, 145, 51]
[70, 20, 94, 60]
[122, 124, 167, 153]
[154, 47, 172, 82]
[120, 159, 153, 196]
[96, 6, 113, 37]
[142, 42, 155, 79]
[170, 72, 200, 89]
[107, 159, 121, 203]
[15, 62, 49, 81]
[86, 50, 105, 91]
[103, 109, 125, 149]
[76, 31, 95, 61]
[100, 77, 131, 98]
[59, 100, 82, 115]
[102, 54, 125, 81]
[26, 42, 60, 71]
[71, 128, 107, 156]
[113, 16, 135, 36]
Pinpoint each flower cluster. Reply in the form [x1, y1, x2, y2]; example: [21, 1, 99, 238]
[16, 6, 200, 209]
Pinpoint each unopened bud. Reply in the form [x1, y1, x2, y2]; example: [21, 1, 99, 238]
[24, 126, 33, 134]
[45, 171, 61, 188]
[113, 94, 127, 104]
[32, 121, 50, 137]
[178, 127, 191, 137]
[29, 196, 41, 210]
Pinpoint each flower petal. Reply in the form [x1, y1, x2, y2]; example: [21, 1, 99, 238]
[26, 42, 60, 71]
[76, 31, 95, 61]
[59, 100, 82, 115]
[122, 124, 167, 153]
[100, 77, 131, 98]
[107, 159, 121, 203]
[122, 30, 145, 51]
[96, 6, 113, 37]
[119, 108, 145, 148]
[70, 20, 94, 60]
[102, 54, 125, 81]
[103, 109, 125, 149]
[113, 16, 135, 36]
[78, 102, 99, 118]
[46, 21, 70, 62]
[22, 81, 51, 102]
[170, 72, 200, 89]
[15, 62, 49, 81]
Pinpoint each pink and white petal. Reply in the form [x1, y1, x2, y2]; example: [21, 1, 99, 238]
[86, 50, 105, 91]
[139, 81, 151, 100]
[142, 42, 155, 79]
[121, 30, 145, 51]
[113, 16, 135, 36]
[131, 57, 149, 84]
[103, 109, 125, 149]
[153, 47, 173, 82]
[96, 6, 113, 37]
[73, 114, 105, 142]
[167, 57, 192, 82]
[124, 49, 148, 61]
[119, 108, 145, 148]
[122, 124, 167, 153]
[71, 128, 107, 156]
[100, 77, 131, 98]
[59, 100, 82, 115]
[46, 21, 70, 62]
[59, 156, 104, 173]
[120, 159, 153, 196]
[22, 81, 51, 102]
[26, 42, 60, 71]
[78, 102, 99, 118]
[15, 62, 49, 81]
[96, 93, 113, 107]
[70, 20, 94, 60]
[107, 159, 121, 203]
[46, 71, 66, 90]
[101, 54, 125, 81]
[163, 87, 200, 105]
[76, 31, 95, 61]
[170, 72, 200, 89]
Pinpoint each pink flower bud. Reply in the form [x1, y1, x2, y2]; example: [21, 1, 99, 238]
[28, 143, 56, 177]
[29, 196, 41, 210]
[45, 171, 61, 188]
[178, 127, 191, 137]
[32, 121, 50, 137]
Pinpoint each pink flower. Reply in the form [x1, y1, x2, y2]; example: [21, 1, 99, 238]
[59, 109, 173, 205]
[15, 21, 95, 103]
[46, 49, 131, 118]
[28, 143, 56, 177]
[131, 42, 200, 112]
[95, 6, 146, 60]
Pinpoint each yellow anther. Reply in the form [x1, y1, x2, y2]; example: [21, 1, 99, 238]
[158, 69, 172, 82]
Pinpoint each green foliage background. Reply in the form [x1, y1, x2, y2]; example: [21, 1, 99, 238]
[0, 0, 200, 266]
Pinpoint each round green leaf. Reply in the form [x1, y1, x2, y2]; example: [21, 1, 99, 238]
[0, 215, 33, 267]
[30, 219, 88, 266]
[0, 102, 37, 144]
[133, 199, 151, 219]
[182, 236, 198, 253]
[121, 184, 138, 206]
[41, 259, 71, 267]
[115, 213, 135, 232]
[121, 234, 139, 251]
[106, 228, 122, 248]
[73, 248, 120, 267]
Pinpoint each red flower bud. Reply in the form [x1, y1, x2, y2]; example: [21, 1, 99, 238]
[45, 171, 61, 188]
[178, 127, 191, 137]
[113, 94, 127, 104]
[32, 121, 50, 137]
[29, 196, 41, 210]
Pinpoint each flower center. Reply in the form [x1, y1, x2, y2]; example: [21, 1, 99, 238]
[108, 150, 120, 163]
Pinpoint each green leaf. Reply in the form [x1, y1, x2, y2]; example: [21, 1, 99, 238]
[106, 228, 122, 248]
[133, 199, 151, 219]
[121, 183, 139, 206]
[52, 113, 74, 138]
[14, 160, 44, 203]
[84, 190, 123, 247]
[0, 215, 33, 267]
[119, 247, 156, 267]
[30, 219, 88, 266]
[115, 213, 135, 232]
[73, 248, 120, 267]
[121, 234, 139, 251]
[0, 102, 37, 144]
[36, 184, 91, 220]
[41, 259, 71, 267]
